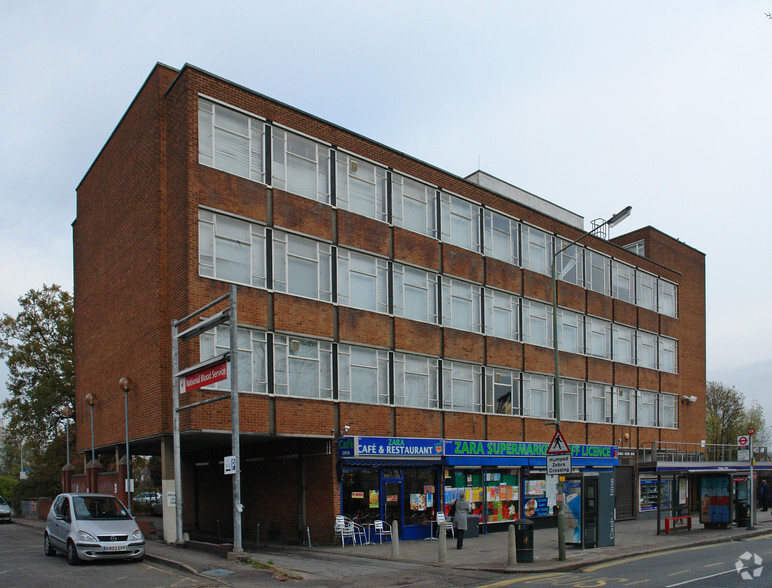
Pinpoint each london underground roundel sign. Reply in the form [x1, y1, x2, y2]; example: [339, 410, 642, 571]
[737, 435, 749, 447]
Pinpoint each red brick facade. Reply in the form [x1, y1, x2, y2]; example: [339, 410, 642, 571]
[74, 64, 706, 543]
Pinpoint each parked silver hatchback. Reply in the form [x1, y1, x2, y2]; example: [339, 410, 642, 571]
[44, 493, 144, 564]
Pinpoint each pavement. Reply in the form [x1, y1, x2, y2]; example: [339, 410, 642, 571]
[14, 513, 772, 586]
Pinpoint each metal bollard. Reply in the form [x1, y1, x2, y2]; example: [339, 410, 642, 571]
[391, 520, 400, 558]
[438, 522, 447, 563]
[507, 524, 516, 567]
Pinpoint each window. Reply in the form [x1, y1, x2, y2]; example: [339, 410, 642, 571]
[623, 240, 645, 257]
[561, 379, 584, 421]
[586, 382, 611, 423]
[199, 210, 266, 287]
[483, 210, 519, 265]
[338, 345, 389, 405]
[636, 270, 657, 311]
[200, 326, 266, 394]
[637, 330, 657, 369]
[556, 308, 583, 354]
[198, 99, 265, 182]
[614, 388, 635, 425]
[612, 323, 635, 365]
[337, 249, 388, 313]
[659, 336, 678, 373]
[554, 238, 583, 286]
[273, 231, 332, 301]
[585, 316, 611, 359]
[392, 173, 437, 238]
[272, 128, 330, 203]
[336, 153, 387, 221]
[393, 353, 439, 409]
[522, 299, 551, 347]
[274, 335, 333, 399]
[659, 393, 678, 428]
[658, 280, 678, 317]
[484, 289, 519, 341]
[441, 277, 482, 333]
[612, 260, 634, 303]
[522, 373, 553, 419]
[584, 249, 610, 295]
[440, 192, 481, 252]
[442, 361, 483, 412]
[637, 390, 657, 427]
[521, 225, 551, 275]
[485, 368, 519, 415]
[393, 264, 438, 324]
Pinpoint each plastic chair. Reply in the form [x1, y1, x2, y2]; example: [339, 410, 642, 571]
[373, 519, 392, 543]
[436, 512, 454, 538]
[335, 515, 357, 547]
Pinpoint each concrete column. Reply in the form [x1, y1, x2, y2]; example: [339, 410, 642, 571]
[61, 464, 75, 493]
[160, 436, 177, 543]
[507, 524, 516, 567]
[438, 522, 447, 563]
[391, 520, 400, 558]
[86, 459, 103, 493]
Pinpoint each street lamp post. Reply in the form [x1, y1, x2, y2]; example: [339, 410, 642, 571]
[62, 406, 74, 465]
[119, 377, 132, 514]
[85, 393, 96, 463]
[551, 206, 631, 561]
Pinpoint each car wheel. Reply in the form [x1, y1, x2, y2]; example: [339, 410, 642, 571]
[44, 533, 56, 556]
[66, 540, 80, 565]
[132, 554, 145, 563]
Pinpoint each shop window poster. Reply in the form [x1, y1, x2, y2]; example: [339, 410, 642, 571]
[410, 493, 426, 511]
[523, 497, 548, 517]
[351, 491, 364, 499]
[700, 476, 730, 524]
[369, 490, 379, 508]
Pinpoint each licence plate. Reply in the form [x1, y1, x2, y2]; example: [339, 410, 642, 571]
[103, 545, 123, 552]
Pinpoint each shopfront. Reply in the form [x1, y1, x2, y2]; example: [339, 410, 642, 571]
[338, 436, 443, 540]
[444, 439, 619, 532]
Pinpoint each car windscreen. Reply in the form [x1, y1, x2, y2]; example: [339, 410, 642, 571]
[73, 496, 132, 520]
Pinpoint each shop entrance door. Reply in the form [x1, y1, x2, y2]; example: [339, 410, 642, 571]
[382, 479, 402, 537]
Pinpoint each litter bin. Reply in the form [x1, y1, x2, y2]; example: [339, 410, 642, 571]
[737, 501, 751, 526]
[514, 518, 534, 563]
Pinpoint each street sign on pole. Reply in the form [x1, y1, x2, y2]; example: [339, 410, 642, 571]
[224, 455, 237, 475]
[547, 454, 572, 474]
[547, 430, 571, 455]
[738, 435, 750, 447]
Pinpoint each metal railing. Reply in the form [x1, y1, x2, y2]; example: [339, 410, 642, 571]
[639, 441, 770, 463]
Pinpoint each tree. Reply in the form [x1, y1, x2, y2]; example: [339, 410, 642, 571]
[0, 285, 74, 475]
[706, 380, 770, 450]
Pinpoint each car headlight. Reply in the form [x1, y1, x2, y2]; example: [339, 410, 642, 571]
[129, 529, 144, 541]
[77, 530, 99, 542]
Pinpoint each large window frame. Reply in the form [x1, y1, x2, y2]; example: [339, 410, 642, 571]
[337, 249, 389, 313]
[585, 249, 611, 296]
[199, 209, 266, 287]
[586, 382, 611, 423]
[274, 335, 333, 399]
[521, 224, 551, 276]
[612, 259, 635, 304]
[393, 264, 439, 324]
[522, 373, 553, 419]
[484, 288, 520, 341]
[561, 378, 585, 422]
[338, 344, 389, 405]
[442, 360, 483, 413]
[336, 152, 388, 221]
[659, 336, 678, 374]
[272, 128, 331, 203]
[554, 238, 583, 286]
[483, 209, 519, 265]
[198, 98, 265, 182]
[485, 367, 520, 415]
[200, 326, 266, 394]
[441, 277, 482, 333]
[273, 230, 332, 302]
[440, 192, 481, 252]
[636, 330, 657, 370]
[393, 353, 439, 409]
[637, 390, 657, 427]
[585, 315, 611, 359]
[392, 173, 437, 238]
[522, 299, 551, 348]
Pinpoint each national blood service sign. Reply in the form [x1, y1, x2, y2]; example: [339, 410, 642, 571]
[181, 360, 228, 393]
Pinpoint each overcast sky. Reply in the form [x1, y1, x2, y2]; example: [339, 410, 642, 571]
[2, 2, 771, 429]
